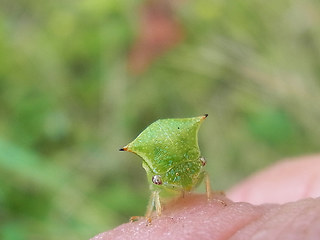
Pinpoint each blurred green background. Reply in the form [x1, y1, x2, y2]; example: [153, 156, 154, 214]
[1, 0, 320, 239]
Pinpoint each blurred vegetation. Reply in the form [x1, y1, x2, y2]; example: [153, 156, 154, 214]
[1, 0, 320, 239]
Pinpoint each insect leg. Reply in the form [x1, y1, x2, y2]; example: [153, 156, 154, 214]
[154, 190, 162, 216]
[204, 171, 212, 199]
[145, 191, 156, 219]
[204, 171, 227, 206]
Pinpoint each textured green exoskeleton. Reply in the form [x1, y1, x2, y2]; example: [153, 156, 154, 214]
[120, 115, 211, 219]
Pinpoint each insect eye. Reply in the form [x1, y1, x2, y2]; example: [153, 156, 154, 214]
[152, 175, 163, 185]
[199, 157, 206, 166]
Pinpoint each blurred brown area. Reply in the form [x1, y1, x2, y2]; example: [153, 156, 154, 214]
[128, 0, 184, 74]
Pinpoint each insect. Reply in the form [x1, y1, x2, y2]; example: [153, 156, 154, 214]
[120, 114, 212, 220]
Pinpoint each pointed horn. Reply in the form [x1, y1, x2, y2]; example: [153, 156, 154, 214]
[201, 114, 208, 120]
[119, 146, 128, 151]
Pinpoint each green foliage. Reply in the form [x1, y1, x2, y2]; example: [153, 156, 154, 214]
[1, 0, 320, 239]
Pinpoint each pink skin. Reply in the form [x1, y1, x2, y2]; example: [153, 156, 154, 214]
[91, 155, 320, 240]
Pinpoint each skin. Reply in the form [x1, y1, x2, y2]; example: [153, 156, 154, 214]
[91, 154, 320, 240]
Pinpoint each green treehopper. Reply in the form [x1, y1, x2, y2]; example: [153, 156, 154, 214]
[120, 114, 213, 220]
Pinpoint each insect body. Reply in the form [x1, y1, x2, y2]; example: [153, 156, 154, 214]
[120, 114, 211, 219]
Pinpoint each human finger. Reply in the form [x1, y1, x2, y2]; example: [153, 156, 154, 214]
[90, 193, 320, 240]
[227, 154, 320, 204]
